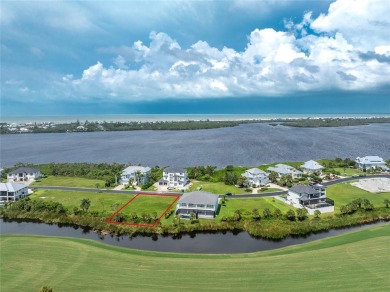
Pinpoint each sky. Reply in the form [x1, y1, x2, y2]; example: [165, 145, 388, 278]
[1, 0, 390, 116]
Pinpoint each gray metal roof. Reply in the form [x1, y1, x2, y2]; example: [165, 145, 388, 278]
[0, 182, 27, 192]
[289, 184, 324, 195]
[178, 191, 219, 205]
[267, 164, 302, 175]
[121, 166, 151, 175]
[8, 167, 40, 175]
[164, 167, 187, 173]
[301, 160, 324, 170]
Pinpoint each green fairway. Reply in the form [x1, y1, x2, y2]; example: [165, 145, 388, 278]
[118, 195, 178, 216]
[32, 176, 107, 188]
[1, 224, 389, 291]
[327, 182, 390, 212]
[189, 181, 245, 194]
[219, 197, 292, 218]
[30, 190, 133, 213]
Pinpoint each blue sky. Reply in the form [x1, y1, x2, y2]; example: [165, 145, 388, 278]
[1, 0, 389, 116]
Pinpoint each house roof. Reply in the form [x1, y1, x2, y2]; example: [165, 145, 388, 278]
[164, 167, 186, 174]
[301, 160, 324, 170]
[8, 167, 40, 175]
[178, 191, 219, 205]
[121, 166, 151, 175]
[243, 168, 268, 178]
[289, 184, 324, 195]
[0, 182, 27, 192]
[267, 164, 302, 175]
[355, 156, 385, 164]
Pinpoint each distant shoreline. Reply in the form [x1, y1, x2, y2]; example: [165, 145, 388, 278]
[1, 117, 390, 134]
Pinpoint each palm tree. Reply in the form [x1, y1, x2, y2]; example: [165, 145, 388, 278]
[189, 212, 196, 223]
[263, 208, 272, 219]
[296, 208, 308, 220]
[80, 198, 91, 212]
[384, 199, 390, 208]
[252, 209, 260, 221]
[314, 209, 321, 219]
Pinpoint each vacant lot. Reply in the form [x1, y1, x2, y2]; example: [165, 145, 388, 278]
[32, 176, 106, 188]
[327, 182, 390, 212]
[30, 190, 133, 213]
[1, 224, 389, 291]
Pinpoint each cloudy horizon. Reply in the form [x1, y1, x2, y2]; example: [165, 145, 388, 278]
[1, 0, 389, 115]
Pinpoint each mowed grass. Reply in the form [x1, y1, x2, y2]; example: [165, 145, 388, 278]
[219, 197, 292, 218]
[189, 181, 245, 194]
[1, 224, 389, 291]
[30, 190, 133, 213]
[327, 182, 390, 212]
[118, 195, 178, 216]
[32, 176, 106, 188]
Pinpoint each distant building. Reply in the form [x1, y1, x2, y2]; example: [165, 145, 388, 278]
[355, 156, 389, 171]
[301, 160, 324, 174]
[120, 166, 151, 185]
[7, 167, 42, 182]
[267, 164, 302, 179]
[242, 168, 269, 187]
[287, 184, 334, 214]
[0, 182, 29, 205]
[176, 191, 219, 219]
[159, 167, 189, 188]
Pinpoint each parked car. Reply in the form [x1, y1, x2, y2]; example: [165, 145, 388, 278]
[351, 174, 359, 178]
[225, 192, 232, 196]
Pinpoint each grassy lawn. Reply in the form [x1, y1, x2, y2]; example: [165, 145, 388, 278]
[189, 181, 245, 194]
[257, 187, 283, 193]
[327, 182, 390, 212]
[219, 197, 292, 218]
[1, 224, 389, 291]
[32, 176, 107, 188]
[332, 167, 364, 176]
[30, 190, 133, 213]
[118, 195, 178, 216]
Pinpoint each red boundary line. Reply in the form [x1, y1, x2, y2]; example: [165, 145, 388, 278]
[105, 193, 180, 228]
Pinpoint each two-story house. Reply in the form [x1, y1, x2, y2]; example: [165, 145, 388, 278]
[242, 168, 269, 187]
[159, 167, 189, 188]
[355, 156, 389, 171]
[301, 160, 324, 174]
[7, 167, 42, 182]
[0, 182, 29, 205]
[119, 166, 151, 185]
[175, 191, 219, 219]
[267, 164, 302, 179]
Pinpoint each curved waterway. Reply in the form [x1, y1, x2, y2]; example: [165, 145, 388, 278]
[1, 219, 387, 254]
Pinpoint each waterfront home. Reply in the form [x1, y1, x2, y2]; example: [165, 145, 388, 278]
[120, 166, 151, 185]
[159, 167, 189, 188]
[267, 164, 302, 179]
[7, 167, 42, 182]
[242, 168, 269, 187]
[0, 182, 29, 205]
[287, 184, 334, 214]
[355, 156, 389, 171]
[175, 191, 219, 219]
[301, 160, 324, 174]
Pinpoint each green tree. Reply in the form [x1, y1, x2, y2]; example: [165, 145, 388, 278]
[384, 199, 390, 208]
[189, 212, 196, 223]
[233, 210, 241, 221]
[286, 209, 296, 221]
[296, 208, 308, 220]
[273, 208, 282, 218]
[314, 209, 321, 219]
[80, 198, 91, 212]
[263, 208, 272, 219]
[269, 171, 278, 183]
[252, 209, 260, 221]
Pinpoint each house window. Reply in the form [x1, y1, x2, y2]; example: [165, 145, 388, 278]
[197, 204, 205, 208]
[180, 203, 187, 207]
[188, 203, 196, 208]
[206, 204, 214, 209]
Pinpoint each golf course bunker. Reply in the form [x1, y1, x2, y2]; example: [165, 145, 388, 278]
[351, 178, 390, 193]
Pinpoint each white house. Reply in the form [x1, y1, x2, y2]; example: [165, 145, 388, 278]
[355, 156, 389, 171]
[120, 166, 151, 185]
[7, 167, 42, 182]
[287, 184, 334, 214]
[267, 164, 302, 179]
[159, 167, 189, 188]
[301, 160, 324, 174]
[175, 191, 219, 219]
[242, 168, 269, 187]
[0, 182, 29, 205]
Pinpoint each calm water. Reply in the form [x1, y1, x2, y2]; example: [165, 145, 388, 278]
[1, 219, 387, 254]
[1, 123, 389, 167]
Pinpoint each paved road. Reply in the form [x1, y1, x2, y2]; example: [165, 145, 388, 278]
[30, 174, 390, 198]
